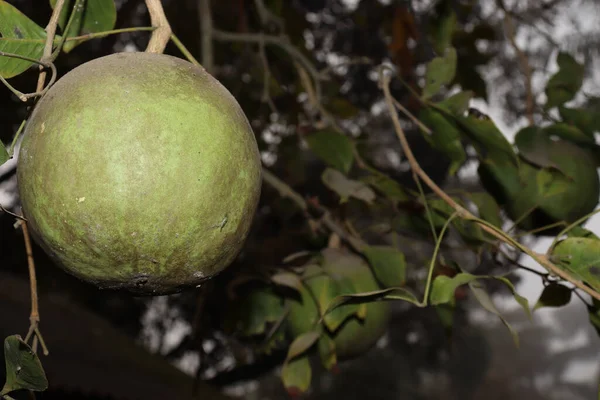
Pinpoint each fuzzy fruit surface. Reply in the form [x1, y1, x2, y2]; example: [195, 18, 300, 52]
[17, 52, 262, 295]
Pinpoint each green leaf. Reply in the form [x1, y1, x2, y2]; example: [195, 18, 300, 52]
[271, 272, 303, 292]
[1, 335, 48, 396]
[422, 47, 457, 99]
[50, 0, 117, 53]
[317, 334, 337, 371]
[469, 281, 520, 346]
[0, 144, 9, 166]
[0, 1, 47, 78]
[542, 123, 595, 146]
[430, 273, 476, 305]
[566, 226, 599, 240]
[360, 173, 410, 202]
[431, 8, 456, 55]
[282, 353, 311, 396]
[321, 168, 376, 204]
[306, 130, 354, 173]
[559, 105, 597, 138]
[323, 287, 421, 316]
[468, 192, 503, 228]
[362, 245, 406, 288]
[534, 283, 572, 311]
[225, 288, 285, 336]
[515, 126, 560, 170]
[453, 112, 517, 164]
[418, 107, 466, 175]
[545, 52, 584, 110]
[303, 264, 361, 333]
[587, 298, 600, 337]
[551, 237, 600, 292]
[493, 276, 531, 320]
[286, 330, 320, 360]
[436, 90, 473, 115]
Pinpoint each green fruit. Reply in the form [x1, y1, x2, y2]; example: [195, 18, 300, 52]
[17, 52, 262, 295]
[287, 249, 391, 360]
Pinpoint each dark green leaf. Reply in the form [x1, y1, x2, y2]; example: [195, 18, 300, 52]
[360, 173, 410, 202]
[317, 334, 337, 371]
[493, 276, 531, 320]
[551, 237, 600, 292]
[0, 1, 47, 78]
[418, 107, 466, 175]
[542, 123, 595, 146]
[303, 264, 361, 333]
[282, 353, 311, 396]
[453, 113, 517, 164]
[587, 298, 600, 337]
[362, 245, 406, 288]
[323, 287, 421, 316]
[422, 47, 457, 99]
[559, 105, 597, 138]
[1, 335, 48, 396]
[469, 281, 519, 346]
[566, 226, 599, 240]
[50, 0, 117, 53]
[436, 90, 473, 115]
[545, 52, 584, 110]
[534, 283, 572, 311]
[430, 273, 476, 305]
[271, 272, 303, 292]
[0, 144, 9, 165]
[321, 168, 376, 204]
[468, 192, 503, 228]
[286, 330, 320, 360]
[515, 126, 560, 170]
[431, 9, 456, 55]
[225, 288, 285, 336]
[306, 130, 354, 173]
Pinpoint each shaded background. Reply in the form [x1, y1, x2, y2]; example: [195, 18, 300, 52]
[1, 0, 600, 399]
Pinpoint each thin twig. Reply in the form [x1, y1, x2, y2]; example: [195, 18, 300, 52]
[37, 0, 64, 92]
[171, 34, 202, 66]
[0, 52, 57, 101]
[198, 0, 214, 74]
[0, 204, 27, 221]
[503, 12, 535, 125]
[18, 0, 65, 357]
[259, 37, 277, 113]
[253, 0, 284, 30]
[145, 0, 172, 53]
[212, 29, 322, 97]
[379, 69, 600, 301]
[21, 219, 48, 356]
[261, 168, 366, 252]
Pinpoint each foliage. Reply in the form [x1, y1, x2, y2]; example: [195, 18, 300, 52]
[1, 0, 600, 398]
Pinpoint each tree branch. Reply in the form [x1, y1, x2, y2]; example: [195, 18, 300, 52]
[198, 0, 214, 74]
[211, 29, 322, 96]
[36, 0, 64, 92]
[379, 69, 600, 301]
[145, 0, 172, 53]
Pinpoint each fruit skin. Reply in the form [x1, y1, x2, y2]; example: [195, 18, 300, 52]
[17, 52, 262, 295]
[287, 249, 391, 360]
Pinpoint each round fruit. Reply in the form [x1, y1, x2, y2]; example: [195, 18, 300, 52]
[287, 249, 391, 360]
[17, 52, 262, 295]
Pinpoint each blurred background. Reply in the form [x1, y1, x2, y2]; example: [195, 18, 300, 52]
[1, 0, 600, 399]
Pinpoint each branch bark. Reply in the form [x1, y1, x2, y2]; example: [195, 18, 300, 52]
[145, 0, 172, 53]
[198, 0, 214, 74]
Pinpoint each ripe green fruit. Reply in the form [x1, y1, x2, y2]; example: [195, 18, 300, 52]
[287, 249, 391, 360]
[17, 52, 262, 295]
